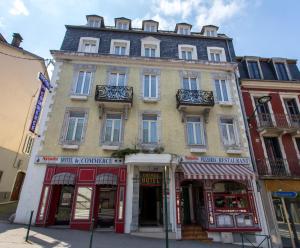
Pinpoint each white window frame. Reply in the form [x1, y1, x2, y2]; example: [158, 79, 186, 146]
[142, 114, 158, 144]
[22, 134, 34, 155]
[272, 58, 291, 81]
[116, 20, 129, 30]
[78, 37, 100, 53]
[108, 72, 126, 86]
[74, 71, 92, 95]
[143, 74, 158, 99]
[110, 39, 130, 56]
[65, 115, 85, 142]
[219, 117, 240, 147]
[214, 79, 231, 104]
[204, 28, 217, 37]
[182, 76, 199, 90]
[245, 58, 263, 79]
[177, 25, 191, 35]
[186, 116, 205, 146]
[144, 22, 157, 32]
[103, 114, 122, 143]
[178, 45, 197, 60]
[141, 36, 160, 58]
[87, 17, 101, 28]
[207, 47, 226, 62]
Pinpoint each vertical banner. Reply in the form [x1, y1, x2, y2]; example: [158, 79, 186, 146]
[29, 86, 46, 133]
[38, 72, 52, 90]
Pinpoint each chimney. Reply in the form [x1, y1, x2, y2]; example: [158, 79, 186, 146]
[11, 33, 23, 47]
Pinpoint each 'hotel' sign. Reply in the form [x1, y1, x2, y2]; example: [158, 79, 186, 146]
[35, 156, 123, 165]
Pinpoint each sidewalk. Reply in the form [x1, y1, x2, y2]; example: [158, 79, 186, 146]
[0, 223, 241, 248]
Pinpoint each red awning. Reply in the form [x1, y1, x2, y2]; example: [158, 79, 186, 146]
[182, 163, 255, 180]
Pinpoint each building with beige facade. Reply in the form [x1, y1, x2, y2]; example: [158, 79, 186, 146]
[15, 15, 268, 246]
[0, 33, 49, 202]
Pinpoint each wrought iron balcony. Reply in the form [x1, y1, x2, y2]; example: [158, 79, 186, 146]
[255, 113, 300, 134]
[176, 89, 214, 110]
[256, 158, 300, 178]
[95, 85, 133, 105]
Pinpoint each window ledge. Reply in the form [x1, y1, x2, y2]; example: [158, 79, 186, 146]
[218, 101, 233, 106]
[226, 148, 242, 154]
[190, 147, 207, 153]
[62, 144, 79, 150]
[102, 145, 120, 151]
[70, 95, 88, 101]
[143, 98, 159, 103]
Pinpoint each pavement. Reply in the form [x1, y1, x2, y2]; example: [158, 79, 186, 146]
[0, 222, 242, 248]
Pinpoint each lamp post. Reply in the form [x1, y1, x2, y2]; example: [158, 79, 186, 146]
[247, 95, 272, 123]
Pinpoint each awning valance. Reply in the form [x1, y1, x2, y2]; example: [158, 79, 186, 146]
[51, 172, 76, 185]
[182, 163, 255, 180]
[95, 173, 118, 185]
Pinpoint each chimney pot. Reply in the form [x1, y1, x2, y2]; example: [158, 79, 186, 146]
[11, 33, 23, 47]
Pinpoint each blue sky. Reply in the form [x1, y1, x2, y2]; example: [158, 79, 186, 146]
[0, 0, 299, 67]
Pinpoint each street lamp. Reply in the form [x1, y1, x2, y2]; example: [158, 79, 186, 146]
[247, 95, 272, 123]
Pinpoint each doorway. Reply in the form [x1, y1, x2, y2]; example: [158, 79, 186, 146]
[10, 171, 26, 201]
[55, 186, 74, 225]
[97, 187, 117, 228]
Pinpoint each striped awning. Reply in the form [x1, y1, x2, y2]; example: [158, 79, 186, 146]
[182, 163, 255, 180]
[96, 173, 118, 185]
[51, 172, 76, 185]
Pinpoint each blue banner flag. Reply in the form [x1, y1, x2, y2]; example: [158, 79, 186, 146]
[38, 72, 52, 91]
[29, 86, 46, 133]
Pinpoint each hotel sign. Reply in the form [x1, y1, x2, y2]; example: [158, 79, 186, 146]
[35, 156, 123, 165]
[183, 156, 250, 165]
[140, 172, 162, 186]
[29, 86, 46, 133]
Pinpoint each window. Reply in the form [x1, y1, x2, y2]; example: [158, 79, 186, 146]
[104, 114, 122, 143]
[74, 71, 92, 95]
[78, 38, 99, 53]
[87, 19, 100, 28]
[38, 186, 49, 220]
[0, 171, 3, 183]
[142, 115, 158, 143]
[186, 117, 205, 145]
[145, 23, 156, 32]
[215, 79, 230, 102]
[247, 61, 261, 79]
[22, 135, 34, 155]
[118, 186, 125, 220]
[109, 72, 125, 86]
[117, 21, 129, 30]
[284, 98, 300, 126]
[110, 40, 130, 56]
[220, 118, 239, 146]
[145, 47, 156, 57]
[178, 27, 190, 35]
[275, 62, 289, 80]
[74, 187, 92, 219]
[183, 77, 197, 90]
[178, 45, 197, 60]
[65, 112, 86, 142]
[295, 138, 300, 154]
[206, 30, 216, 37]
[143, 74, 157, 98]
[207, 47, 226, 62]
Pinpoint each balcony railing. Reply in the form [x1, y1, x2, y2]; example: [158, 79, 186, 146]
[176, 89, 214, 109]
[256, 158, 300, 177]
[95, 85, 133, 105]
[256, 113, 300, 130]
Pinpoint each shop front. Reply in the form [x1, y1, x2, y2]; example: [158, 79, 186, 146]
[35, 156, 126, 232]
[175, 156, 261, 243]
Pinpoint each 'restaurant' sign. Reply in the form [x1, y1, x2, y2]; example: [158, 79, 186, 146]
[183, 156, 250, 165]
[35, 156, 123, 165]
[140, 172, 162, 186]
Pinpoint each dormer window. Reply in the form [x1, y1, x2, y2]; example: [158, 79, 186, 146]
[78, 37, 99, 53]
[245, 58, 263, 79]
[141, 36, 160, 58]
[178, 45, 197, 60]
[86, 15, 103, 28]
[143, 20, 158, 32]
[175, 23, 192, 35]
[201, 25, 219, 37]
[115, 18, 131, 30]
[207, 47, 226, 62]
[110, 39, 130, 56]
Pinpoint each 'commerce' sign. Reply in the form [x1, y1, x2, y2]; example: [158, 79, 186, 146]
[183, 156, 250, 165]
[35, 156, 123, 165]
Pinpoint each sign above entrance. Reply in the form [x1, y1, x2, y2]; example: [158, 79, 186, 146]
[183, 156, 250, 165]
[35, 156, 123, 165]
[273, 192, 298, 198]
[140, 172, 162, 186]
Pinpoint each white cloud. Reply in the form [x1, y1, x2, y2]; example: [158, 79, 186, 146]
[9, 0, 29, 16]
[0, 17, 5, 28]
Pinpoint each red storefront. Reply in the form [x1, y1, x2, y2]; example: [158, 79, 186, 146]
[35, 164, 126, 232]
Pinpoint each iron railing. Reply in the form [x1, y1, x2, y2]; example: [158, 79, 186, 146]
[95, 85, 133, 104]
[176, 89, 214, 108]
[256, 158, 300, 177]
[256, 113, 300, 129]
[240, 233, 271, 248]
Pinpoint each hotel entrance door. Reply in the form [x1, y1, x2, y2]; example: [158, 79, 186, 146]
[55, 186, 74, 225]
[97, 187, 117, 228]
[139, 172, 163, 226]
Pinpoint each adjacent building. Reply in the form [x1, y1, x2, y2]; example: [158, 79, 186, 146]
[238, 56, 300, 247]
[16, 15, 268, 246]
[0, 33, 49, 202]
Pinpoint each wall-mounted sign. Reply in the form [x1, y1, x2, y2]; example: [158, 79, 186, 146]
[273, 192, 298, 198]
[29, 86, 46, 133]
[35, 156, 123, 165]
[140, 172, 162, 186]
[38, 72, 52, 91]
[183, 156, 250, 165]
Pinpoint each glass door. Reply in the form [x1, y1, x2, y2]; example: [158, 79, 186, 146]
[255, 97, 272, 127]
[284, 99, 300, 127]
[55, 186, 74, 225]
[97, 187, 117, 228]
